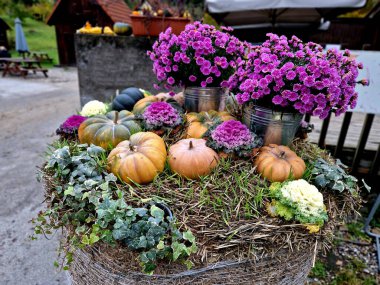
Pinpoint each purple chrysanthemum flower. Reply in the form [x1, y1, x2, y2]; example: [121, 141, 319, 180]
[142, 102, 182, 129]
[227, 33, 367, 119]
[148, 21, 245, 89]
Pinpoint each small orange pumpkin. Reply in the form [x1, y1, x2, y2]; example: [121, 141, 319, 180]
[132, 96, 182, 115]
[186, 110, 235, 139]
[254, 144, 306, 182]
[107, 132, 167, 184]
[168, 139, 219, 179]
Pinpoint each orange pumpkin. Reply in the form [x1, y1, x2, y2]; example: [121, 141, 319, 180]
[168, 139, 219, 179]
[155, 92, 184, 106]
[132, 96, 183, 115]
[254, 144, 306, 182]
[107, 132, 167, 184]
[186, 110, 235, 138]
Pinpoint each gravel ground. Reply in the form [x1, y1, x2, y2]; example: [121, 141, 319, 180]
[0, 68, 79, 285]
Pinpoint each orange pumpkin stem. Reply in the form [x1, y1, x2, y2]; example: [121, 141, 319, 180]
[114, 111, 119, 124]
[189, 140, 194, 150]
[279, 151, 286, 159]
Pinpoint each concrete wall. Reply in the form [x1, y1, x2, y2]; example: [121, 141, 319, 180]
[75, 34, 158, 106]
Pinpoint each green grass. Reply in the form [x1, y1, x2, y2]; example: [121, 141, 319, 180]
[3, 16, 58, 67]
[309, 260, 327, 279]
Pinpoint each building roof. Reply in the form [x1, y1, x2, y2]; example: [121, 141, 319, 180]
[47, 0, 131, 25]
[0, 18, 11, 30]
[98, 0, 131, 23]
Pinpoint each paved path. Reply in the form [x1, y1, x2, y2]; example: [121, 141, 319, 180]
[0, 69, 79, 285]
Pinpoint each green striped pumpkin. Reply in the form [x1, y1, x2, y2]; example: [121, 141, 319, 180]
[78, 110, 141, 150]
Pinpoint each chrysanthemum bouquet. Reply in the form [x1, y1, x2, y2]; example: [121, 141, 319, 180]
[147, 21, 245, 89]
[228, 33, 368, 119]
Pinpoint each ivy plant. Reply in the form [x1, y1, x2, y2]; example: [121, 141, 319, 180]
[32, 142, 197, 274]
[311, 158, 370, 194]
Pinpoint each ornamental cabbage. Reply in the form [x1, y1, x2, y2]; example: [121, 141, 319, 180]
[56, 115, 87, 138]
[80, 100, 108, 117]
[142, 101, 183, 130]
[206, 120, 262, 157]
[267, 179, 328, 227]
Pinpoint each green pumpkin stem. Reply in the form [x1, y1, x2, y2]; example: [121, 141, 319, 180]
[114, 111, 119, 124]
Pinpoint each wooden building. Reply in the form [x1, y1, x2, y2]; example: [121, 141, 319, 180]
[0, 18, 11, 49]
[47, 0, 131, 65]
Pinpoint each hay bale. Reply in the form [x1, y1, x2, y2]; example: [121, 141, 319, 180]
[68, 244, 315, 285]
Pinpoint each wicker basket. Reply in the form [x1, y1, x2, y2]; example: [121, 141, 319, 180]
[68, 244, 314, 285]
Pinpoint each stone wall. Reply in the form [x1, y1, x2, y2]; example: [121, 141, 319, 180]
[75, 34, 158, 106]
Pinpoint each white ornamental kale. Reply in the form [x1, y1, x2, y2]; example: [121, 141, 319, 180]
[267, 179, 328, 226]
[80, 100, 108, 116]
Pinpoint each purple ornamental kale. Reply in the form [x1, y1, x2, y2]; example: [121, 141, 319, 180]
[211, 120, 254, 149]
[56, 115, 87, 137]
[62, 115, 87, 130]
[142, 102, 182, 129]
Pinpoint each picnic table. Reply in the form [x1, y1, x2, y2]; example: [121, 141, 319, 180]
[31, 52, 53, 64]
[0, 57, 48, 78]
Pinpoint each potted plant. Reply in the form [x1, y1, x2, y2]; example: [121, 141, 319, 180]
[148, 21, 245, 112]
[130, 1, 191, 37]
[228, 33, 368, 145]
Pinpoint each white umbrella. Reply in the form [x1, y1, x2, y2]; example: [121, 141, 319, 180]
[205, 0, 367, 29]
[206, 0, 366, 13]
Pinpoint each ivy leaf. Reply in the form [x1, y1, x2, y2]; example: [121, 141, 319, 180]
[89, 233, 100, 244]
[172, 241, 187, 261]
[157, 240, 165, 250]
[314, 174, 327, 187]
[332, 181, 345, 192]
[99, 182, 109, 191]
[135, 208, 148, 217]
[183, 230, 196, 243]
[105, 173, 117, 182]
[64, 186, 74, 196]
[81, 235, 90, 245]
[137, 236, 148, 248]
[87, 145, 105, 157]
[149, 205, 165, 224]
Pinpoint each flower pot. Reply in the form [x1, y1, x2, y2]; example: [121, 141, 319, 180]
[242, 104, 303, 146]
[184, 87, 227, 112]
[131, 15, 191, 37]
